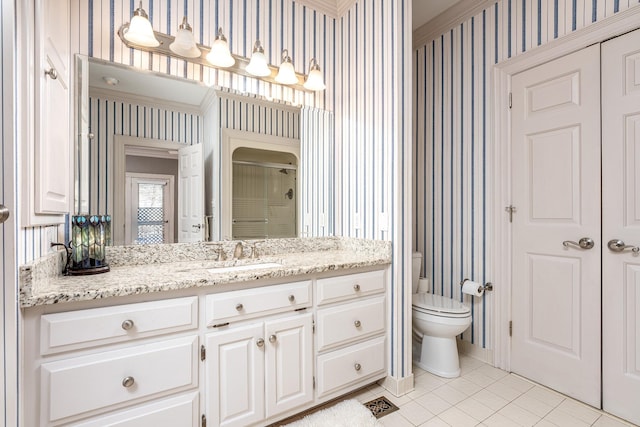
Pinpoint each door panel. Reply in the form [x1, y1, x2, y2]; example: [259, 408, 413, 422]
[178, 144, 204, 242]
[602, 28, 640, 425]
[205, 324, 264, 427]
[510, 44, 601, 407]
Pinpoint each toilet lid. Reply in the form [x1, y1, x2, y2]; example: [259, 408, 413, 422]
[412, 293, 471, 315]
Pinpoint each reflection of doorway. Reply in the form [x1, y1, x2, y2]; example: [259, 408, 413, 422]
[220, 129, 301, 240]
[232, 148, 297, 239]
[125, 173, 174, 244]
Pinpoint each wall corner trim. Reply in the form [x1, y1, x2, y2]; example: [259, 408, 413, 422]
[413, 0, 498, 49]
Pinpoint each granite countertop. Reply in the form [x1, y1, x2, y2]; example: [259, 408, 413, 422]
[19, 237, 391, 308]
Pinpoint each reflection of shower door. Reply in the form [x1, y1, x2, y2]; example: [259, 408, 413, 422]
[125, 173, 175, 244]
[232, 163, 296, 239]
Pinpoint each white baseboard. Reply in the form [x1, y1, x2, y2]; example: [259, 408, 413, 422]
[457, 339, 494, 365]
[379, 374, 415, 397]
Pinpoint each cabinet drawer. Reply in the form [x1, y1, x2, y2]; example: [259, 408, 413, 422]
[41, 336, 198, 424]
[205, 281, 311, 326]
[316, 336, 386, 398]
[316, 270, 385, 305]
[40, 297, 198, 355]
[316, 297, 385, 352]
[70, 392, 199, 427]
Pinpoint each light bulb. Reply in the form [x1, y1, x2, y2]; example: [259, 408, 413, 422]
[303, 59, 326, 91]
[206, 28, 235, 68]
[246, 40, 271, 77]
[123, 1, 159, 47]
[275, 50, 298, 85]
[169, 17, 201, 58]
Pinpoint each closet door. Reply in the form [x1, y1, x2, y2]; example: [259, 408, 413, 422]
[602, 28, 640, 426]
[510, 44, 601, 407]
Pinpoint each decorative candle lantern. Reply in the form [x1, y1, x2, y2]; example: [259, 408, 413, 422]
[69, 215, 111, 275]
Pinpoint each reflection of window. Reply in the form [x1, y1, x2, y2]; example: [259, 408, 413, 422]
[125, 173, 174, 245]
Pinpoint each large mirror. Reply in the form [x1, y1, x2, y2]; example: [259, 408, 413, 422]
[75, 55, 333, 245]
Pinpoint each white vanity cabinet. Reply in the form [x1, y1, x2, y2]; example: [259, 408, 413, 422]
[26, 297, 200, 426]
[314, 270, 387, 399]
[22, 266, 389, 427]
[204, 282, 314, 427]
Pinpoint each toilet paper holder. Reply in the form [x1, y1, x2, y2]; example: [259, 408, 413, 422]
[460, 279, 493, 292]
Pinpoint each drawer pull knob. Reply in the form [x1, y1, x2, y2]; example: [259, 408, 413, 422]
[256, 338, 265, 348]
[45, 67, 58, 80]
[353, 284, 361, 292]
[354, 363, 361, 371]
[354, 320, 362, 328]
[288, 294, 295, 302]
[121, 319, 134, 330]
[122, 376, 135, 388]
[235, 303, 244, 311]
[269, 334, 277, 343]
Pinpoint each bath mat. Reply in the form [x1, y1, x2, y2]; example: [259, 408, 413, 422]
[362, 396, 400, 419]
[282, 399, 383, 427]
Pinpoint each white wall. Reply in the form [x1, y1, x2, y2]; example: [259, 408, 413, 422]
[413, 0, 640, 352]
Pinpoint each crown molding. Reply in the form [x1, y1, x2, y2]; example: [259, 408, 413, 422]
[413, 0, 498, 48]
[294, 0, 357, 18]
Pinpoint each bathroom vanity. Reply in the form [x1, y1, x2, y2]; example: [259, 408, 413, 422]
[19, 237, 391, 427]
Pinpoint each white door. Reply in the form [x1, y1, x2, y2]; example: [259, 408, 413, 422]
[510, 44, 602, 407]
[205, 323, 264, 427]
[178, 144, 204, 242]
[125, 174, 174, 245]
[602, 28, 640, 425]
[265, 313, 313, 418]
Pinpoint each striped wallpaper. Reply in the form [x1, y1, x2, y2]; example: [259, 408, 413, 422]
[84, 94, 202, 216]
[413, 0, 640, 351]
[336, 0, 414, 380]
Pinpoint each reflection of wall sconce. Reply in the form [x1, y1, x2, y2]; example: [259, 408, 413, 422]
[117, 2, 326, 93]
[68, 215, 111, 275]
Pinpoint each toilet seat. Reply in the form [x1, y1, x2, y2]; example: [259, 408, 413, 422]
[412, 293, 471, 318]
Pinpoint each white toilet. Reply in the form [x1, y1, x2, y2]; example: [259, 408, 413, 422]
[412, 252, 472, 378]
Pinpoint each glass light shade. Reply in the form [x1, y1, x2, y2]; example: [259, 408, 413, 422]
[245, 41, 271, 77]
[69, 215, 111, 275]
[123, 3, 159, 47]
[275, 51, 298, 85]
[169, 17, 201, 58]
[304, 60, 326, 91]
[206, 28, 235, 68]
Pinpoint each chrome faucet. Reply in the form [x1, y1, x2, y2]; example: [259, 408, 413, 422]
[233, 242, 244, 259]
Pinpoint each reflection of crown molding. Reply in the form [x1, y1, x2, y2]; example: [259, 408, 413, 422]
[88, 86, 202, 115]
[294, 0, 357, 18]
[413, 0, 498, 49]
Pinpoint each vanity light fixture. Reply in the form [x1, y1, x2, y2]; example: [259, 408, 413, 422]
[117, 22, 324, 92]
[169, 16, 201, 58]
[303, 58, 326, 91]
[275, 49, 298, 85]
[122, 1, 159, 47]
[245, 40, 271, 77]
[206, 27, 235, 68]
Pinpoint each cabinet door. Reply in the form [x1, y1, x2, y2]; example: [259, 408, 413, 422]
[35, 0, 71, 214]
[265, 313, 313, 418]
[205, 324, 264, 427]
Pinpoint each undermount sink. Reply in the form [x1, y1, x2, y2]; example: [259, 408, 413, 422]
[207, 262, 283, 274]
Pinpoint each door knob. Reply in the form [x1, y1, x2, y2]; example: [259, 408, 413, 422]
[607, 239, 640, 253]
[562, 237, 594, 249]
[0, 205, 9, 224]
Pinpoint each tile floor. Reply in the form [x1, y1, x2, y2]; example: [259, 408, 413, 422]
[351, 355, 636, 427]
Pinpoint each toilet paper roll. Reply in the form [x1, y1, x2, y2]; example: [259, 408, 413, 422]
[461, 279, 484, 297]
